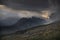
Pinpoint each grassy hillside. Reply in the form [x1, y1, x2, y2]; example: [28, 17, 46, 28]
[1, 21, 60, 40]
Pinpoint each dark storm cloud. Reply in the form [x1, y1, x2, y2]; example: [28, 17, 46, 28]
[0, 0, 60, 35]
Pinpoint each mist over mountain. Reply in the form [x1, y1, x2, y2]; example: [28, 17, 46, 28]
[0, 0, 60, 35]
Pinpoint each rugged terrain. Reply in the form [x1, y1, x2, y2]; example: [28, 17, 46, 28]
[1, 21, 60, 40]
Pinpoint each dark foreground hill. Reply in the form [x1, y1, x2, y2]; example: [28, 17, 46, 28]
[1, 21, 60, 40]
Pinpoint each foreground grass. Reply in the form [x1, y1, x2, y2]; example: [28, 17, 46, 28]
[1, 22, 60, 40]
